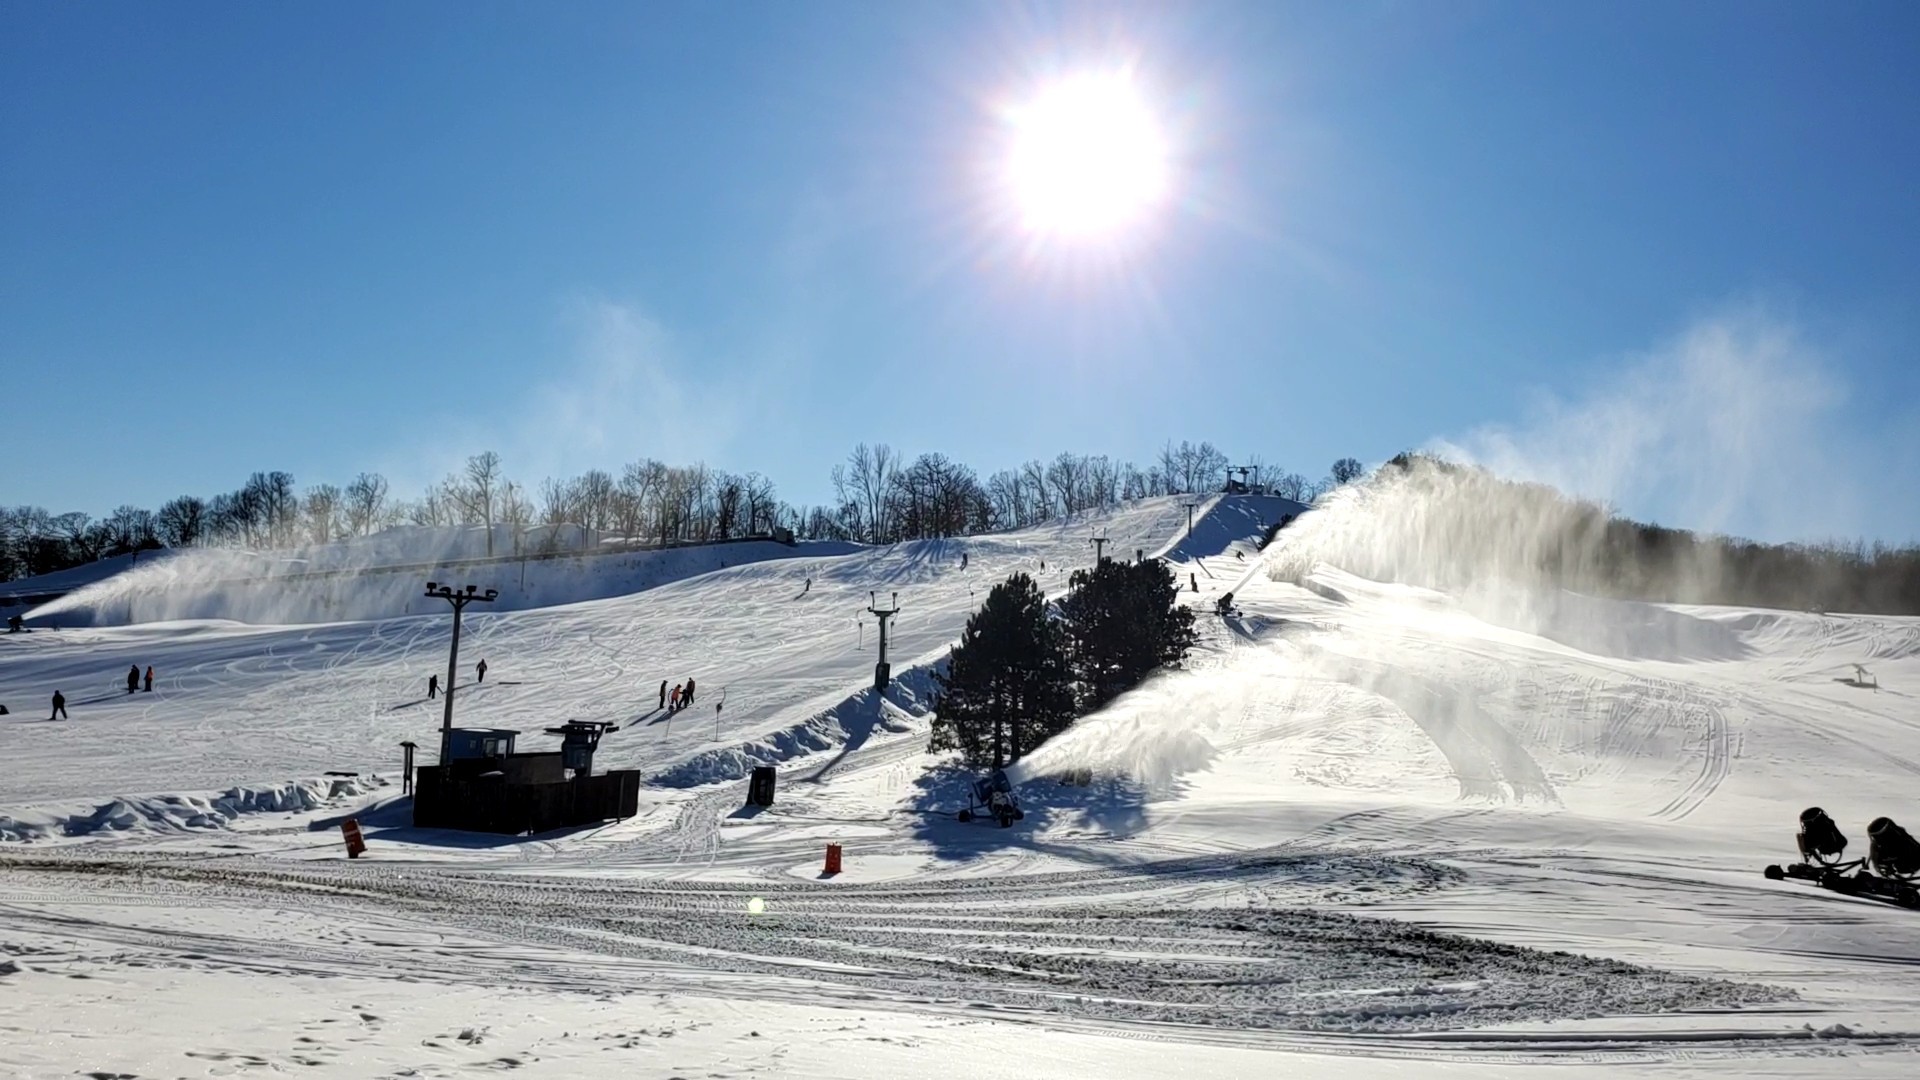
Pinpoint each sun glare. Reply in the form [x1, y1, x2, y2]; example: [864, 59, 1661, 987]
[1002, 71, 1171, 239]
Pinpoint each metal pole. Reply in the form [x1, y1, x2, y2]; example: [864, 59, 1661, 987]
[441, 597, 463, 734]
[424, 583, 497, 765]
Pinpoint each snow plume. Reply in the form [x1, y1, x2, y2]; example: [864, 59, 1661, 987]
[1266, 312, 1863, 618]
[1008, 666, 1248, 791]
[1433, 311, 1849, 543]
[24, 523, 587, 625]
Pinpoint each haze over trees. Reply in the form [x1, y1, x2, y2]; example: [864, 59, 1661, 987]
[5, 439, 1310, 583]
[15, 440, 1917, 618]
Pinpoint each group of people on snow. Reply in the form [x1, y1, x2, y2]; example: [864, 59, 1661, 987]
[660, 677, 697, 713]
[29, 662, 154, 722]
[427, 658, 488, 700]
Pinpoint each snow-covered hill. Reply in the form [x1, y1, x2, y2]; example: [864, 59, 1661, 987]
[3, 491, 1918, 1079]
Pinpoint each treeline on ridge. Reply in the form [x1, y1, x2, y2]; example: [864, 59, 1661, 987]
[2, 441, 1352, 583]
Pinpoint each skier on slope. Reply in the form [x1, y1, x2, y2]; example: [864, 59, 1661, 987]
[670, 684, 682, 711]
[658, 680, 668, 710]
[126, 664, 140, 694]
[476, 658, 488, 683]
[428, 674, 439, 699]
[50, 690, 67, 721]
[144, 665, 154, 692]
[683, 677, 696, 707]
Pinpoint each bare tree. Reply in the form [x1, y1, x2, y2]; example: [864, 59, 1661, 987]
[344, 472, 389, 537]
[302, 484, 342, 546]
[155, 495, 206, 548]
[837, 443, 898, 544]
[1331, 457, 1365, 486]
[1274, 472, 1310, 501]
[498, 480, 532, 554]
[455, 451, 503, 555]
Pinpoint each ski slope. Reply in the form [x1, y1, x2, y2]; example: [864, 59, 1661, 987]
[3, 493, 1919, 1078]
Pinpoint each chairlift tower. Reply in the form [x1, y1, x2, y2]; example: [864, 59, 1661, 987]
[424, 581, 498, 764]
[1090, 533, 1110, 566]
[867, 591, 901, 693]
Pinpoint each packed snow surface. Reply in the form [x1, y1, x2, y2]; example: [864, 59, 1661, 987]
[3, 494, 1919, 1078]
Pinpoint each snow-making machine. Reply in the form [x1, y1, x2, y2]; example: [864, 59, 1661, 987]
[1764, 807, 1920, 909]
[956, 769, 1025, 828]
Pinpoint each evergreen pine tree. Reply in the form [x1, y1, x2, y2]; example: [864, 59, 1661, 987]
[1058, 558, 1197, 712]
[930, 572, 1074, 768]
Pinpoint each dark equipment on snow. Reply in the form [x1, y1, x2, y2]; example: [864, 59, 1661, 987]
[1215, 591, 1237, 616]
[545, 720, 619, 774]
[748, 765, 777, 807]
[1869, 817, 1920, 880]
[1798, 806, 1852, 865]
[1765, 807, 1919, 909]
[956, 768, 1025, 828]
[412, 723, 638, 835]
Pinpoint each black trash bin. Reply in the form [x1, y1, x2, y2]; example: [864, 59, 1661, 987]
[748, 766, 777, 807]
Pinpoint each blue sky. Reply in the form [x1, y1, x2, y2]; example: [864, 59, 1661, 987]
[5, 1, 1917, 542]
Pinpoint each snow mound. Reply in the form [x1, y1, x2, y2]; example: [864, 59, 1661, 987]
[652, 661, 942, 787]
[0, 775, 386, 842]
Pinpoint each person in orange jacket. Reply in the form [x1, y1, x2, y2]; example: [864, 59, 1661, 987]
[144, 665, 154, 692]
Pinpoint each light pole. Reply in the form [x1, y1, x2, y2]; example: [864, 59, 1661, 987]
[424, 581, 498, 764]
[867, 591, 901, 693]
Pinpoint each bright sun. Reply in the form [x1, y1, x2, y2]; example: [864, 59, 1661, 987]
[1002, 71, 1171, 239]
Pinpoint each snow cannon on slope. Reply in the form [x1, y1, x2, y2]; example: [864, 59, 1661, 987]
[1764, 808, 1919, 909]
[1868, 817, 1920, 882]
[956, 769, 1024, 828]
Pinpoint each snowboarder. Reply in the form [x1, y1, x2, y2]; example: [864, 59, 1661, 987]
[50, 690, 67, 721]
[670, 684, 682, 711]
[144, 665, 154, 692]
[476, 658, 488, 683]
[428, 674, 439, 699]
[126, 664, 140, 694]
[683, 677, 696, 707]
[803, 577, 811, 594]
[658, 680, 668, 710]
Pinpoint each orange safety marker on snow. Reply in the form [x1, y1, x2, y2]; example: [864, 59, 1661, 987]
[341, 817, 367, 859]
[823, 843, 842, 875]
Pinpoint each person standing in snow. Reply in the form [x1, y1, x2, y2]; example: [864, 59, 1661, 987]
[126, 664, 140, 694]
[658, 680, 668, 710]
[144, 665, 154, 692]
[476, 659, 488, 683]
[428, 674, 439, 699]
[683, 678, 695, 707]
[670, 683, 682, 711]
[51, 690, 67, 721]
[960, 552, 968, 569]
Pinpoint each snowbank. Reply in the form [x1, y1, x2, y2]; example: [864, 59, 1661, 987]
[651, 659, 943, 787]
[0, 775, 387, 842]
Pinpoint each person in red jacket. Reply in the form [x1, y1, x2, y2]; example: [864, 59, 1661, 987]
[144, 666, 154, 692]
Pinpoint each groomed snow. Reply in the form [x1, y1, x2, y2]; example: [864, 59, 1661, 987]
[3, 493, 1919, 1078]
